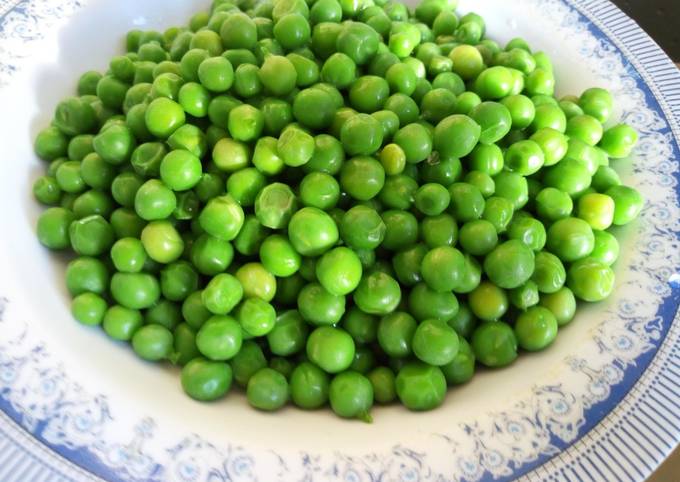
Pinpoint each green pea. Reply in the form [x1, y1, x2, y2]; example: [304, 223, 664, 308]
[36, 207, 75, 249]
[340, 205, 386, 250]
[71, 292, 108, 326]
[181, 358, 232, 401]
[468, 281, 508, 321]
[395, 362, 446, 411]
[255, 182, 298, 229]
[514, 306, 558, 351]
[590, 230, 620, 266]
[259, 234, 301, 277]
[393, 123, 432, 163]
[160, 261, 199, 301]
[306, 325, 355, 373]
[297, 282, 346, 325]
[258, 55, 298, 96]
[493, 171, 528, 210]
[198, 195, 244, 241]
[567, 257, 615, 302]
[236, 262, 277, 301]
[190, 234, 234, 275]
[226, 168, 266, 208]
[546, 217, 595, 262]
[458, 220, 497, 256]
[605, 185, 644, 226]
[379, 174, 418, 210]
[408, 282, 459, 322]
[216, 338, 260, 388]
[412, 319, 460, 366]
[535, 187, 573, 222]
[303, 134, 345, 175]
[472, 321, 517, 367]
[381, 209, 418, 251]
[341, 307, 378, 344]
[354, 271, 401, 315]
[111, 272, 160, 309]
[196, 315, 243, 360]
[181, 290, 212, 331]
[246, 367, 290, 411]
[316, 247, 363, 296]
[420, 246, 464, 292]
[219, 11, 256, 49]
[132, 324, 174, 361]
[145, 97, 186, 138]
[290, 362, 330, 409]
[578, 87, 613, 123]
[201, 273, 243, 315]
[110, 208, 145, 239]
[103, 305, 143, 341]
[69, 214, 114, 256]
[328, 371, 373, 421]
[539, 287, 577, 326]
[433, 114, 480, 158]
[507, 214, 546, 251]
[392, 243, 426, 286]
[288, 207, 338, 256]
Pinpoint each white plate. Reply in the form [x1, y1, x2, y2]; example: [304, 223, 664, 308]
[0, 0, 679, 480]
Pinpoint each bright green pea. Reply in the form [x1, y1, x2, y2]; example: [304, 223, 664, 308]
[433, 114, 480, 158]
[68, 214, 114, 256]
[110, 272, 160, 310]
[412, 319, 460, 366]
[546, 217, 595, 262]
[578, 87, 613, 123]
[421, 246, 465, 292]
[297, 282, 345, 325]
[329, 371, 373, 421]
[140, 220, 184, 263]
[605, 185, 644, 225]
[145, 97, 186, 138]
[514, 306, 558, 351]
[196, 315, 243, 360]
[567, 257, 615, 302]
[306, 325, 355, 373]
[393, 123, 432, 163]
[259, 55, 298, 96]
[539, 286, 577, 326]
[110, 237, 147, 273]
[472, 321, 517, 367]
[198, 195, 244, 241]
[36, 207, 75, 250]
[504, 139, 545, 176]
[395, 362, 446, 411]
[181, 358, 232, 401]
[590, 230, 620, 266]
[103, 305, 143, 341]
[288, 206, 338, 256]
[354, 271, 401, 315]
[267, 310, 309, 356]
[71, 292, 108, 326]
[236, 262, 277, 301]
[255, 182, 298, 229]
[290, 362, 330, 409]
[235, 298, 276, 337]
[132, 324, 173, 361]
[316, 247, 363, 296]
[535, 187, 573, 222]
[259, 234, 301, 277]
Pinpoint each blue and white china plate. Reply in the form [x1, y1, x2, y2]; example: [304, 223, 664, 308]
[0, 0, 678, 480]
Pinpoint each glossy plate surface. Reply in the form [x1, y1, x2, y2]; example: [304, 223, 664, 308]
[0, 0, 679, 481]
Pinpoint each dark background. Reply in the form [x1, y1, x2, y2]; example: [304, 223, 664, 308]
[612, 0, 679, 60]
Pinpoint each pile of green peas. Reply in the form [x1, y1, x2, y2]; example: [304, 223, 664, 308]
[32, 0, 644, 421]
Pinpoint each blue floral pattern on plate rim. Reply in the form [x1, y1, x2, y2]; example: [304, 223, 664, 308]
[0, 0, 679, 481]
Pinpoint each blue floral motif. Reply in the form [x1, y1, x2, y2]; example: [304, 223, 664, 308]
[0, 0, 679, 481]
